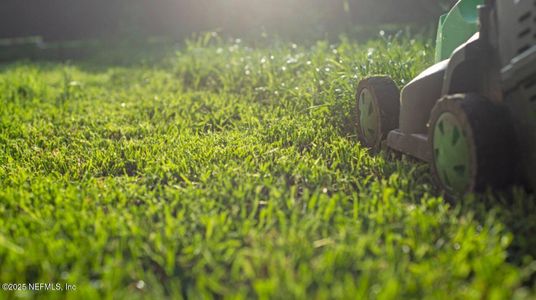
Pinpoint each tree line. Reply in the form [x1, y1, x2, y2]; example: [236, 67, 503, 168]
[0, 0, 453, 41]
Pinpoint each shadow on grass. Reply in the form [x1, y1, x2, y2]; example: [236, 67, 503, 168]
[329, 78, 536, 285]
[458, 189, 536, 283]
[384, 152, 536, 286]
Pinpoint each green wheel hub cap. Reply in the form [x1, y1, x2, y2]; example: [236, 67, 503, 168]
[359, 88, 380, 145]
[433, 112, 472, 193]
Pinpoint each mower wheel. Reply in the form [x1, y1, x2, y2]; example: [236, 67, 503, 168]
[429, 94, 516, 195]
[356, 76, 400, 151]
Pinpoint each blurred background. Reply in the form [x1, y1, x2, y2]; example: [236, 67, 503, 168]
[1, 0, 454, 41]
[0, 0, 454, 62]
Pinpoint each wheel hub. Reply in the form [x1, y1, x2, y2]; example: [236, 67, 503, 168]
[433, 112, 472, 193]
[359, 88, 380, 146]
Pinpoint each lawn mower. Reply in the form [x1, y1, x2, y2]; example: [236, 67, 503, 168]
[355, 0, 536, 195]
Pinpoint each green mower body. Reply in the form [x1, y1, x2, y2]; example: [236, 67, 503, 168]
[356, 0, 536, 195]
[435, 0, 483, 62]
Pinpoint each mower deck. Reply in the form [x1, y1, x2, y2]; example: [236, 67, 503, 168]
[386, 130, 431, 162]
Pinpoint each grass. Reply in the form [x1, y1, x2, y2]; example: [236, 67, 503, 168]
[1, 33, 536, 299]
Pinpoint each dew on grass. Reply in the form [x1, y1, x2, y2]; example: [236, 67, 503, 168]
[136, 280, 145, 290]
[286, 57, 298, 64]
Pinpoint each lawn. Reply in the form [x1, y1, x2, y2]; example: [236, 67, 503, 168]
[1, 34, 536, 299]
